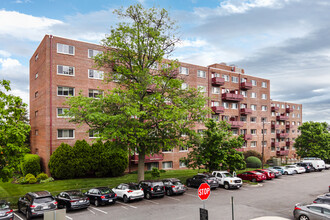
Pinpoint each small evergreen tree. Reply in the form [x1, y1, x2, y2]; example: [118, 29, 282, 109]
[48, 143, 75, 179]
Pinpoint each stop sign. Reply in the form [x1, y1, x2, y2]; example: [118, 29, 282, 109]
[198, 183, 211, 201]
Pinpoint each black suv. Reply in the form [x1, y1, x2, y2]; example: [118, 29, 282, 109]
[139, 180, 165, 199]
[0, 200, 13, 220]
[296, 162, 315, 173]
[186, 174, 219, 189]
[56, 190, 90, 211]
[17, 191, 57, 220]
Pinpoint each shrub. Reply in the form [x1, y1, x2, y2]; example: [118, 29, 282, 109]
[36, 173, 48, 181]
[25, 173, 35, 181]
[91, 141, 112, 177]
[72, 140, 93, 178]
[151, 167, 160, 178]
[28, 177, 37, 184]
[40, 177, 54, 183]
[21, 154, 41, 176]
[246, 156, 262, 168]
[108, 149, 128, 177]
[48, 143, 75, 179]
[243, 150, 262, 161]
[17, 177, 28, 184]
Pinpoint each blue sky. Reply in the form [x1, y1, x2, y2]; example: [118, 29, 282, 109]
[1, 0, 330, 123]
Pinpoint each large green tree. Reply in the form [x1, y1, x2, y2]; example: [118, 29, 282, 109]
[294, 121, 330, 161]
[0, 80, 30, 182]
[66, 4, 208, 181]
[182, 120, 246, 172]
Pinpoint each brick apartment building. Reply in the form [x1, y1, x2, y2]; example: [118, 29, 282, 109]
[30, 35, 303, 173]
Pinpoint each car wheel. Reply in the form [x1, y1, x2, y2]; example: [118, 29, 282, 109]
[187, 181, 191, 187]
[166, 189, 172, 196]
[95, 199, 99, 207]
[299, 215, 309, 220]
[294, 170, 298, 174]
[251, 178, 257, 182]
[224, 183, 230, 190]
[17, 203, 21, 213]
[284, 171, 288, 175]
[146, 193, 152, 200]
[123, 195, 129, 203]
[26, 210, 31, 220]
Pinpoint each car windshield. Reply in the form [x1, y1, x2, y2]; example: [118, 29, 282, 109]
[151, 182, 164, 187]
[99, 188, 112, 194]
[222, 172, 233, 177]
[128, 184, 140, 190]
[172, 181, 183, 186]
[34, 196, 54, 204]
[67, 191, 83, 197]
[0, 202, 9, 209]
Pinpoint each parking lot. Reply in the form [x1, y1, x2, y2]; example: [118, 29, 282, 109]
[12, 169, 330, 220]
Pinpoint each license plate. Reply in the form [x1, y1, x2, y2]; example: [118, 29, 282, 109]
[108, 199, 112, 202]
[43, 206, 49, 210]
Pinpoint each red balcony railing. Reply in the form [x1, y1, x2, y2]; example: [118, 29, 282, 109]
[286, 124, 294, 129]
[212, 77, 225, 86]
[271, 124, 279, 129]
[228, 121, 244, 128]
[240, 82, 252, 90]
[286, 107, 293, 113]
[277, 133, 289, 138]
[276, 115, 289, 121]
[286, 141, 294, 146]
[211, 106, 225, 114]
[271, 106, 279, 112]
[243, 134, 252, 140]
[271, 142, 279, 147]
[222, 93, 244, 102]
[130, 153, 164, 165]
[276, 150, 289, 156]
[240, 108, 252, 115]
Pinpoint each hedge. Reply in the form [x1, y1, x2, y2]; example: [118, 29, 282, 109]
[21, 154, 41, 176]
[246, 156, 262, 168]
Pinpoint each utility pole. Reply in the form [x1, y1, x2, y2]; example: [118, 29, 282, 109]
[262, 118, 265, 169]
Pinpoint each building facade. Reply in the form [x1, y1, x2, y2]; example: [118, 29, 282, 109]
[30, 35, 303, 173]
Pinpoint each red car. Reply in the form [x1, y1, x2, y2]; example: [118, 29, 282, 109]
[255, 169, 275, 180]
[237, 171, 266, 182]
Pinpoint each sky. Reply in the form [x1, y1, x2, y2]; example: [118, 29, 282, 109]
[0, 0, 330, 123]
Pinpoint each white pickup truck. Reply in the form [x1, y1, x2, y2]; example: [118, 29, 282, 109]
[211, 171, 243, 189]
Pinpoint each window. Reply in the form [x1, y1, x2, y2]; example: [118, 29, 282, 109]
[88, 69, 104, 80]
[35, 91, 39, 98]
[297, 106, 300, 110]
[261, 82, 267, 88]
[251, 104, 257, 111]
[179, 67, 189, 75]
[281, 104, 285, 109]
[261, 117, 267, 122]
[231, 103, 238, 109]
[212, 87, 220, 94]
[147, 162, 159, 171]
[197, 70, 206, 78]
[179, 161, 186, 168]
[212, 101, 220, 107]
[261, 106, 267, 111]
[89, 89, 103, 98]
[57, 129, 74, 139]
[241, 78, 246, 83]
[251, 141, 257, 147]
[162, 161, 173, 169]
[231, 76, 238, 83]
[292, 105, 295, 109]
[292, 113, 295, 118]
[232, 129, 238, 135]
[251, 80, 257, 86]
[211, 115, 219, 121]
[57, 87, 74, 96]
[241, 91, 247, 97]
[35, 53, 39, 61]
[271, 146, 275, 152]
[251, 92, 256, 98]
[240, 116, 247, 121]
[262, 141, 267, 146]
[271, 112, 275, 116]
[250, 117, 257, 123]
[198, 85, 206, 93]
[262, 94, 267, 99]
[212, 73, 220, 78]
[179, 145, 188, 151]
[181, 83, 188, 90]
[223, 102, 229, 109]
[57, 108, 70, 118]
[57, 43, 74, 55]
[262, 129, 267, 135]
[35, 73, 38, 79]
[222, 75, 229, 82]
[251, 129, 257, 135]
[89, 130, 99, 138]
[35, 130, 38, 136]
[162, 148, 173, 153]
[35, 111, 38, 117]
[297, 114, 300, 118]
[88, 49, 102, 58]
[298, 122, 301, 126]
[57, 65, 74, 76]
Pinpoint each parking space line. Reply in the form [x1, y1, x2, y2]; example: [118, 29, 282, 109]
[185, 193, 198, 198]
[166, 196, 180, 201]
[117, 201, 138, 209]
[89, 207, 108, 214]
[87, 208, 95, 214]
[121, 206, 128, 210]
[66, 216, 73, 220]
[144, 200, 159, 205]
[14, 213, 23, 220]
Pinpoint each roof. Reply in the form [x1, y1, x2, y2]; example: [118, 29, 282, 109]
[28, 191, 52, 198]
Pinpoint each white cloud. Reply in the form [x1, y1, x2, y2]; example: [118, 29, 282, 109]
[0, 50, 11, 57]
[177, 39, 208, 48]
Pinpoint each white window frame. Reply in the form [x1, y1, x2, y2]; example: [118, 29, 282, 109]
[262, 94, 267, 100]
[251, 141, 257, 147]
[88, 49, 102, 58]
[262, 82, 267, 88]
[181, 83, 189, 90]
[179, 67, 189, 75]
[251, 80, 257, 86]
[179, 145, 188, 152]
[251, 92, 257, 98]
[262, 105, 268, 111]
[179, 161, 186, 168]
[89, 130, 99, 138]
[57, 86, 75, 97]
[223, 102, 229, 109]
[197, 70, 206, 78]
[222, 75, 229, 82]
[211, 114, 219, 121]
[231, 103, 238, 109]
[57, 108, 70, 118]
[251, 104, 257, 111]
[89, 89, 103, 98]
[57, 129, 75, 139]
[241, 91, 247, 97]
[250, 117, 257, 123]
[57, 65, 75, 76]
[162, 161, 173, 169]
[231, 76, 239, 83]
[212, 87, 220, 94]
[88, 69, 104, 80]
[57, 43, 75, 55]
[198, 85, 207, 93]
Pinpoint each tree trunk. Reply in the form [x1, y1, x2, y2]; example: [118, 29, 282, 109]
[137, 148, 145, 182]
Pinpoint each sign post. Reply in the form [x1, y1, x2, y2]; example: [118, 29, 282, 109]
[198, 183, 211, 220]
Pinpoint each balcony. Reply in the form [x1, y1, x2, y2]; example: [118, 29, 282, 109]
[222, 93, 244, 102]
[228, 121, 244, 128]
[271, 124, 279, 129]
[276, 115, 289, 121]
[277, 133, 289, 138]
[212, 77, 225, 86]
[286, 107, 293, 113]
[130, 153, 164, 165]
[271, 106, 279, 112]
[243, 134, 252, 140]
[211, 106, 225, 114]
[276, 150, 289, 156]
[286, 124, 294, 129]
[240, 108, 252, 115]
[240, 82, 252, 90]
[271, 142, 279, 147]
[286, 141, 294, 146]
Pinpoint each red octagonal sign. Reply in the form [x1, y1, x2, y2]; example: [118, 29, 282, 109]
[198, 183, 211, 201]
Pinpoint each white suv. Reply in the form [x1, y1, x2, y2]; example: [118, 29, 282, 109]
[212, 171, 242, 189]
[285, 165, 306, 174]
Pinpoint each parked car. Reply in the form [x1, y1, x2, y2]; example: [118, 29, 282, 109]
[293, 203, 330, 220]
[186, 174, 219, 189]
[314, 196, 330, 205]
[84, 187, 117, 206]
[17, 191, 57, 220]
[285, 165, 306, 174]
[302, 157, 325, 171]
[255, 169, 275, 180]
[296, 162, 315, 173]
[325, 164, 330, 170]
[267, 168, 282, 178]
[0, 200, 13, 220]
[162, 178, 186, 196]
[139, 180, 165, 199]
[270, 166, 295, 175]
[212, 171, 243, 189]
[112, 183, 144, 203]
[237, 171, 266, 182]
[56, 190, 89, 210]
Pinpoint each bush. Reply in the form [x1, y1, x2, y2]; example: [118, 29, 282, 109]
[243, 150, 262, 161]
[21, 154, 41, 176]
[40, 177, 54, 183]
[108, 149, 128, 177]
[17, 177, 28, 184]
[151, 167, 160, 178]
[28, 177, 37, 184]
[91, 141, 112, 177]
[25, 173, 35, 181]
[48, 143, 75, 179]
[36, 173, 48, 181]
[246, 156, 262, 168]
[72, 140, 93, 178]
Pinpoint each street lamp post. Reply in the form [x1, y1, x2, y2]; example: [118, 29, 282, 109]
[262, 119, 265, 169]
